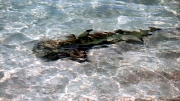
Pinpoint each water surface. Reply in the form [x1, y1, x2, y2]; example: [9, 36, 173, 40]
[0, 0, 180, 100]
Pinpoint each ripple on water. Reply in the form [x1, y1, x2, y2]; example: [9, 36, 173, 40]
[0, 0, 180, 100]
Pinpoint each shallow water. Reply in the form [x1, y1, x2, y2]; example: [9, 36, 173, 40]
[0, 0, 180, 101]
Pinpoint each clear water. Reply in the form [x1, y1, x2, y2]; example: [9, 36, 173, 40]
[0, 0, 180, 100]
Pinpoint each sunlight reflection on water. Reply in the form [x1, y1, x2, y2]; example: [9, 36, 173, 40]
[0, 0, 180, 100]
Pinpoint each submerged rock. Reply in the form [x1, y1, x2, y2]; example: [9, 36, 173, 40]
[33, 27, 161, 62]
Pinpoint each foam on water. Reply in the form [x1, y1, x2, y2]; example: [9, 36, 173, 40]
[0, 0, 180, 100]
